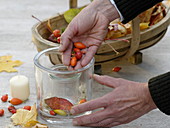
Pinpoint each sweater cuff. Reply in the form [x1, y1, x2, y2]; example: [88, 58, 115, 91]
[114, 0, 162, 24]
[148, 72, 170, 115]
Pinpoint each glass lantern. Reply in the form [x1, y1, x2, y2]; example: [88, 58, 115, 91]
[34, 47, 94, 125]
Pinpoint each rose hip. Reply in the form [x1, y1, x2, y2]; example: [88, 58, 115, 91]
[53, 29, 61, 38]
[23, 106, 31, 111]
[50, 110, 56, 116]
[9, 98, 23, 105]
[73, 48, 80, 52]
[70, 57, 77, 67]
[8, 106, 16, 112]
[1, 94, 8, 102]
[75, 51, 82, 60]
[10, 109, 17, 114]
[74, 42, 86, 49]
[112, 67, 122, 72]
[0, 109, 4, 116]
[78, 99, 87, 104]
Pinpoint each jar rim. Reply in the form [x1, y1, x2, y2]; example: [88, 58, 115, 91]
[34, 47, 94, 74]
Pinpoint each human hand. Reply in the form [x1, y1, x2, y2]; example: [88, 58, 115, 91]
[59, 0, 119, 69]
[70, 74, 157, 127]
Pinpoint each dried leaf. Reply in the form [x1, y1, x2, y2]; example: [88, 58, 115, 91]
[0, 55, 23, 72]
[11, 104, 37, 127]
[45, 97, 73, 111]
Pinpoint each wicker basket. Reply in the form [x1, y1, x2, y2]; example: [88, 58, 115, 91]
[32, 0, 170, 65]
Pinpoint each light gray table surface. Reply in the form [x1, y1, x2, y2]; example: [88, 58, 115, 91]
[0, 0, 170, 128]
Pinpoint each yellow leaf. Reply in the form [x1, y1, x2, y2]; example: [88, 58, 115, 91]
[24, 120, 39, 127]
[0, 55, 23, 72]
[11, 104, 38, 127]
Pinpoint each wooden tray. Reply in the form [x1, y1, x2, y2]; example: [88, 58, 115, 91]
[32, 0, 170, 65]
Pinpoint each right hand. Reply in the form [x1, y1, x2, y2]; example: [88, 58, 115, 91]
[70, 74, 157, 127]
[59, 0, 120, 69]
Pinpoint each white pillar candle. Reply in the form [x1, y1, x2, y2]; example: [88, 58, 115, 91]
[10, 75, 30, 101]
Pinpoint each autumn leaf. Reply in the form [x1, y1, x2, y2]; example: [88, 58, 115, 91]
[0, 55, 23, 72]
[45, 97, 73, 111]
[11, 104, 38, 127]
[64, 7, 84, 23]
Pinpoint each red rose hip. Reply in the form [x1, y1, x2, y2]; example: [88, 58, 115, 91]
[1, 94, 8, 102]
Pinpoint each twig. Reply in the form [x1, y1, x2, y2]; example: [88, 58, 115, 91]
[32, 15, 53, 33]
[104, 40, 120, 55]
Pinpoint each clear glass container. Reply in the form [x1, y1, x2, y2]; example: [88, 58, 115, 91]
[34, 47, 94, 125]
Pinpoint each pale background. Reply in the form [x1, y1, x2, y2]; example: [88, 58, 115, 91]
[0, 0, 170, 128]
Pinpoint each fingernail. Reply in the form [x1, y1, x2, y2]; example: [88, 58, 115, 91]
[73, 120, 78, 125]
[70, 109, 75, 115]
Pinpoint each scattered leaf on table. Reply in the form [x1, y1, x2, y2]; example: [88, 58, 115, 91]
[0, 55, 23, 72]
[64, 7, 84, 23]
[11, 104, 37, 127]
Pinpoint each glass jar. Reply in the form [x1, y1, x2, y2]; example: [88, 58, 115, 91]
[34, 47, 94, 125]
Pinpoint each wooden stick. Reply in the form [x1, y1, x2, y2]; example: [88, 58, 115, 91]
[69, 0, 77, 8]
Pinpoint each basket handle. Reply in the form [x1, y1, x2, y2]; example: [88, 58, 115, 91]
[122, 16, 140, 59]
[69, 0, 78, 8]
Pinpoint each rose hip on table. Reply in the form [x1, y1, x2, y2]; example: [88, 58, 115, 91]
[9, 98, 23, 105]
[8, 106, 17, 114]
[10, 109, 17, 114]
[8, 106, 16, 111]
[112, 67, 122, 72]
[23, 106, 31, 111]
[0, 109, 4, 116]
[1, 94, 8, 102]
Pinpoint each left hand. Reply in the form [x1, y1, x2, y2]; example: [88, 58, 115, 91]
[59, 0, 120, 69]
[70, 74, 157, 127]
